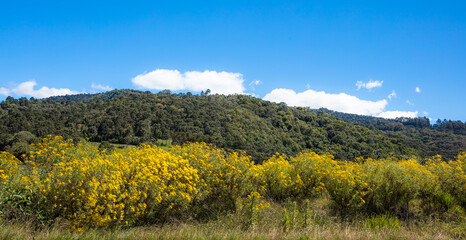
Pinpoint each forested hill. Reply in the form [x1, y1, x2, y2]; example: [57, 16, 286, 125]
[311, 108, 466, 135]
[309, 108, 466, 160]
[0, 90, 464, 162]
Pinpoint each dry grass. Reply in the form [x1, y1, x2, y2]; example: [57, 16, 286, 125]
[0, 220, 463, 240]
[1, 198, 464, 240]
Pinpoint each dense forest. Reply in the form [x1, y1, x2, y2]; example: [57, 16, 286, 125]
[0, 89, 464, 162]
[310, 108, 466, 159]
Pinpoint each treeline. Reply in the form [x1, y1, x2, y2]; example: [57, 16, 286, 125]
[0, 90, 464, 162]
[313, 108, 466, 134]
[312, 108, 466, 160]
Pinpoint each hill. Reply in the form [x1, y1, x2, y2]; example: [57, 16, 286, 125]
[0, 90, 464, 162]
[311, 108, 466, 159]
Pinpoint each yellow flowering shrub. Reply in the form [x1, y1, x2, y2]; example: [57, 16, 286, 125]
[426, 153, 466, 208]
[34, 137, 199, 228]
[398, 158, 439, 195]
[0, 135, 464, 229]
[325, 161, 369, 212]
[360, 157, 438, 214]
[290, 151, 338, 197]
[28, 135, 76, 167]
[252, 153, 301, 200]
[0, 152, 21, 183]
[170, 142, 253, 210]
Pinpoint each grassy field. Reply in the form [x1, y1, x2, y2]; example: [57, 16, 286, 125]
[1, 199, 464, 240]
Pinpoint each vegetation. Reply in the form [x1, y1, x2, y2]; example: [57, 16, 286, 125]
[313, 108, 466, 160]
[1, 90, 464, 163]
[0, 136, 464, 239]
[1, 90, 465, 238]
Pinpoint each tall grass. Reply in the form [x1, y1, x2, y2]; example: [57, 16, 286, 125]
[0, 199, 463, 240]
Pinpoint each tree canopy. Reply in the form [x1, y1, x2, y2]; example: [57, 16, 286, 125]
[0, 90, 464, 162]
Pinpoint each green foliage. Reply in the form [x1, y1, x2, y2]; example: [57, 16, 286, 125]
[281, 208, 290, 232]
[313, 108, 466, 160]
[97, 141, 115, 154]
[0, 187, 43, 224]
[291, 201, 298, 229]
[303, 199, 312, 227]
[3, 131, 38, 160]
[235, 191, 269, 230]
[246, 192, 259, 229]
[365, 213, 402, 232]
[361, 159, 438, 215]
[2, 90, 463, 163]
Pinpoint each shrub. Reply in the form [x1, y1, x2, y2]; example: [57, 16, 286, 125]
[171, 142, 254, 213]
[290, 151, 337, 198]
[252, 153, 301, 201]
[0, 152, 21, 183]
[38, 143, 199, 229]
[426, 153, 466, 209]
[325, 161, 368, 213]
[361, 158, 436, 215]
[0, 152, 43, 223]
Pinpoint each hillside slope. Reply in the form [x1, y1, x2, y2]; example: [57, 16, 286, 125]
[0, 90, 464, 162]
[311, 108, 466, 160]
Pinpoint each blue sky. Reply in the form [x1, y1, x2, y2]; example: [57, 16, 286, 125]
[0, 1, 465, 121]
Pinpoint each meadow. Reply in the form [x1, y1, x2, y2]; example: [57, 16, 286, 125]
[0, 136, 465, 239]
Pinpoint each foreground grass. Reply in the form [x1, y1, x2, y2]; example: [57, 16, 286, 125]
[1, 200, 464, 240]
[1, 220, 463, 240]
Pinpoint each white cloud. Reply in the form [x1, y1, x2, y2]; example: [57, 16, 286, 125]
[422, 111, 428, 116]
[388, 90, 396, 100]
[249, 80, 262, 91]
[251, 80, 262, 86]
[415, 87, 421, 93]
[263, 88, 387, 115]
[0, 87, 10, 96]
[356, 79, 383, 90]
[132, 69, 245, 95]
[10, 80, 80, 98]
[406, 100, 414, 106]
[376, 111, 418, 119]
[91, 83, 113, 91]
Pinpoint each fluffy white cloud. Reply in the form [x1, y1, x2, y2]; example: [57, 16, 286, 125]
[0, 87, 10, 96]
[388, 90, 396, 100]
[376, 111, 418, 119]
[91, 83, 113, 91]
[132, 69, 245, 95]
[10, 80, 80, 98]
[415, 87, 421, 93]
[356, 79, 383, 90]
[263, 88, 387, 115]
